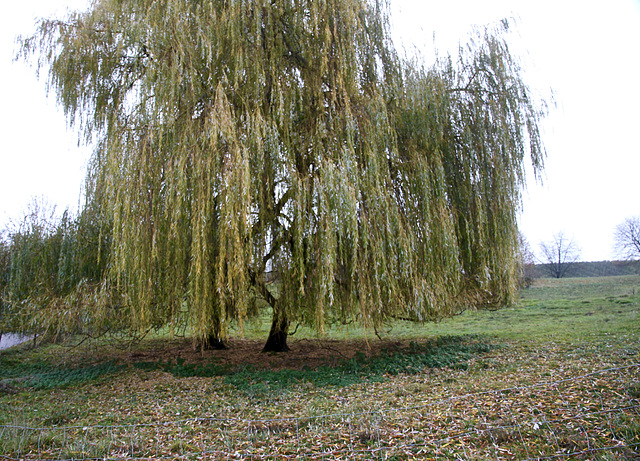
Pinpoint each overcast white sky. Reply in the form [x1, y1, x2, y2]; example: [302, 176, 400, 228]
[1, 0, 639, 262]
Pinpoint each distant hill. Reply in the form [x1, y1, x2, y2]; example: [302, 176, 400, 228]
[529, 260, 639, 279]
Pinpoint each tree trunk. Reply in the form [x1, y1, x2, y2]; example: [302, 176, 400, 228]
[262, 309, 289, 352]
[200, 334, 228, 351]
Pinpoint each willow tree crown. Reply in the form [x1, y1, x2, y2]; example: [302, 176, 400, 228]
[20, 0, 546, 349]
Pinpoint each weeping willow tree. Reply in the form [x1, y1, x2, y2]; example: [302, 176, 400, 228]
[20, 0, 545, 351]
[0, 199, 111, 342]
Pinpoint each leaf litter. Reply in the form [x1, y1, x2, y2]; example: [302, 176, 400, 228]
[1, 334, 638, 460]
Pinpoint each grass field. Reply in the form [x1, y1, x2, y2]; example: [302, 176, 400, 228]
[1, 275, 639, 459]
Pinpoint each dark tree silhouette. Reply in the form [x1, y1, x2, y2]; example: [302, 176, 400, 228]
[539, 232, 581, 278]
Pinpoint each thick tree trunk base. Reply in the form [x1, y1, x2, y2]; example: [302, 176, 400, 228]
[262, 330, 290, 353]
[200, 335, 228, 351]
[262, 314, 289, 352]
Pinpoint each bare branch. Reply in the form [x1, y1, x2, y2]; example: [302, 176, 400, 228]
[539, 232, 581, 278]
[613, 216, 640, 260]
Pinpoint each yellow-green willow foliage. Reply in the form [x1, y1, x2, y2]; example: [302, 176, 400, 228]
[20, 1, 545, 350]
[0, 200, 112, 341]
[403, 23, 547, 309]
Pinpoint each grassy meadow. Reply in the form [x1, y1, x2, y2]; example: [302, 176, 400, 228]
[1, 275, 639, 459]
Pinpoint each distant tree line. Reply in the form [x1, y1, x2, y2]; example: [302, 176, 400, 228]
[528, 260, 639, 279]
[527, 219, 640, 281]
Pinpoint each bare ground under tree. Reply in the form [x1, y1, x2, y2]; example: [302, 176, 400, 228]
[106, 337, 414, 372]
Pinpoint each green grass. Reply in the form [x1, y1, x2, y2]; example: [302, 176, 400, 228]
[239, 274, 640, 344]
[0, 358, 124, 390]
[222, 335, 493, 395]
[0, 335, 494, 395]
[522, 274, 639, 300]
[392, 275, 640, 342]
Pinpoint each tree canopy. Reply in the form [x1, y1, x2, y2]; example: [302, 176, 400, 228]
[13, 0, 547, 351]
